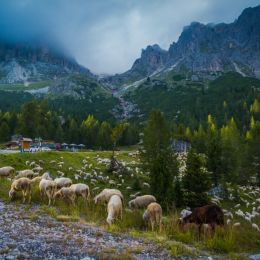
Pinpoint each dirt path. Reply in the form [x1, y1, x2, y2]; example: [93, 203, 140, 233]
[0, 201, 172, 259]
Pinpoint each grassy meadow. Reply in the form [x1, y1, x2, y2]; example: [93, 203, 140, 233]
[0, 150, 259, 258]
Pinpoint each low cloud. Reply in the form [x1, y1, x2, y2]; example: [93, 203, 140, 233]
[0, 0, 259, 74]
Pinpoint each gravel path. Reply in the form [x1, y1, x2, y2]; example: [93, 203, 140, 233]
[0, 201, 172, 259]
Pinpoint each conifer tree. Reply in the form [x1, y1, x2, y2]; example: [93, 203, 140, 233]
[182, 149, 211, 208]
[142, 111, 178, 209]
[205, 115, 222, 186]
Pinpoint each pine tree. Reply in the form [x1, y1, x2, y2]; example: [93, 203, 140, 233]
[205, 115, 222, 186]
[182, 149, 211, 208]
[220, 118, 242, 183]
[81, 115, 99, 148]
[98, 121, 112, 149]
[142, 111, 178, 209]
[0, 121, 10, 142]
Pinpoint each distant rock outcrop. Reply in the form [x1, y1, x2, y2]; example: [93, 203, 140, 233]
[0, 42, 94, 84]
[104, 5, 260, 87]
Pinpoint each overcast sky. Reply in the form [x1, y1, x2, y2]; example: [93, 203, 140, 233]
[0, 0, 259, 74]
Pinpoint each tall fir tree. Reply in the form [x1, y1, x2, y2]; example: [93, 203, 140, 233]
[182, 149, 211, 208]
[142, 111, 178, 209]
[205, 115, 223, 186]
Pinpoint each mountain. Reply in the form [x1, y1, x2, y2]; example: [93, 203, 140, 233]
[105, 5, 260, 87]
[0, 42, 94, 84]
[0, 42, 118, 121]
[104, 44, 168, 87]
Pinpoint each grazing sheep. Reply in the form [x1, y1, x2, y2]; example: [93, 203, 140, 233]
[9, 177, 33, 203]
[128, 195, 156, 209]
[0, 166, 15, 177]
[143, 202, 162, 232]
[33, 166, 43, 173]
[54, 187, 76, 206]
[54, 177, 72, 189]
[94, 189, 123, 205]
[39, 179, 57, 206]
[15, 169, 36, 179]
[179, 204, 224, 235]
[233, 222, 241, 228]
[252, 223, 260, 231]
[226, 219, 231, 225]
[41, 172, 53, 180]
[29, 161, 36, 167]
[70, 183, 90, 202]
[106, 195, 123, 225]
[143, 182, 150, 188]
[180, 209, 192, 219]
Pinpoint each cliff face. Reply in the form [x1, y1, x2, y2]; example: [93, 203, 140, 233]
[0, 43, 94, 83]
[105, 5, 260, 87]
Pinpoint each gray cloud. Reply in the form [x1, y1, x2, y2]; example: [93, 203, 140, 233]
[0, 0, 259, 74]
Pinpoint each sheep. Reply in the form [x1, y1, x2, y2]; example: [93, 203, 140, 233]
[15, 169, 36, 179]
[54, 177, 72, 189]
[29, 161, 36, 167]
[33, 166, 43, 173]
[233, 222, 241, 228]
[106, 195, 123, 225]
[143, 182, 150, 188]
[39, 179, 57, 206]
[94, 188, 123, 205]
[252, 223, 260, 232]
[128, 195, 156, 209]
[70, 183, 90, 202]
[179, 204, 224, 235]
[54, 187, 76, 206]
[9, 177, 34, 203]
[143, 202, 162, 232]
[0, 166, 15, 177]
[180, 209, 192, 219]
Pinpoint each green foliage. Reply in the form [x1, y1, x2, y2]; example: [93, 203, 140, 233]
[142, 111, 178, 209]
[0, 121, 10, 142]
[182, 150, 211, 208]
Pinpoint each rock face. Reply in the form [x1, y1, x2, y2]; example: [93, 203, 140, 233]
[104, 44, 168, 87]
[0, 42, 94, 83]
[105, 5, 260, 87]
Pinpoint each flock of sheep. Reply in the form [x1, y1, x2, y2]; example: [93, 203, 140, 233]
[0, 165, 162, 231]
[0, 153, 260, 234]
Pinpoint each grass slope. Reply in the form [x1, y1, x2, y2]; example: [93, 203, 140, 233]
[0, 150, 259, 258]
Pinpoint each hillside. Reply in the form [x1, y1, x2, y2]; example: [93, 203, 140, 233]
[104, 5, 260, 87]
[122, 72, 260, 127]
[0, 151, 259, 258]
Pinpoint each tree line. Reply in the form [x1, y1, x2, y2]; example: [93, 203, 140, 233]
[0, 100, 139, 149]
[142, 102, 260, 209]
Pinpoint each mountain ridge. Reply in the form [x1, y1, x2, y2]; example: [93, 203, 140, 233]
[104, 5, 260, 87]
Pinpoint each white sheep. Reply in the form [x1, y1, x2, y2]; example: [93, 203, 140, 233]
[0, 166, 15, 177]
[143, 202, 162, 232]
[33, 166, 43, 173]
[9, 177, 39, 203]
[143, 182, 150, 188]
[39, 179, 57, 206]
[70, 183, 90, 202]
[233, 222, 241, 228]
[54, 187, 76, 206]
[252, 223, 260, 232]
[54, 177, 72, 189]
[94, 188, 123, 205]
[128, 195, 156, 209]
[180, 209, 192, 219]
[106, 194, 123, 225]
[15, 169, 36, 179]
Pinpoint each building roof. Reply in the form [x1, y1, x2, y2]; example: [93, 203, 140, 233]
[21, 138, 33, 142]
